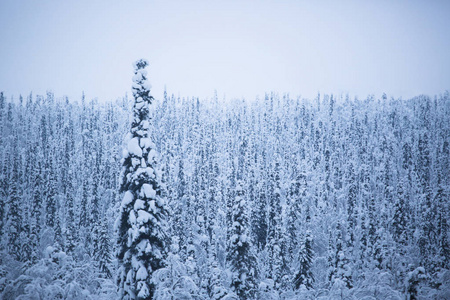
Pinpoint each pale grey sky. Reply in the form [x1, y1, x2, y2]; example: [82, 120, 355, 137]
[0, 0, 449, 102]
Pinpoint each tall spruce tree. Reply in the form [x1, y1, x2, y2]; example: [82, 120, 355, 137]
[293, 206, 314, 290]
[7, 157, 22, 260]
[65, 169, 77, 254]
[227, 180, 257, 300]
[97, 215, 112, 278]
[116, 59, 169, 300]
[392, 179, 408, 247]
[330, 222, 352, 289]
[29, 160, 43, 263]
[0, 147, 8, 239]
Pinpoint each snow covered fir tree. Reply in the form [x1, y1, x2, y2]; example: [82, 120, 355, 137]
[0, 63, 449, 299]
[116, 59, 169, 299]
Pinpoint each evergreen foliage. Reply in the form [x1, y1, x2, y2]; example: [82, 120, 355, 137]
[116, 59, 169, 300]
[227, 181, 257, 299]
[0, 88, 448, 299]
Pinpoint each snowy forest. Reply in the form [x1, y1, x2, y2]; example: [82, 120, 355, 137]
[0, 61, 449, 299]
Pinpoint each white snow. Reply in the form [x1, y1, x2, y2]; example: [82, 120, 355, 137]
[133, 65, 147, 75]
[131, 167, 154, 182]
[137, 283, 150, 298]
[143, 82, 152, 91]
[122, 148, 129, 159]
[148, 149, 157, 162]
[137, 240, 148, 253]
[132, 256, 139, 270]
[136, 266, 148, 280]
[127, 229, 133, 247]
[142, 184, 156, 199]
[131, 157, 140, 167]
[137, 209, 152, 224]
[149, 200, 156, 212]
[145, 242, 152, 254]
[156, 197, 165, 206]
[124, 132, 133, 142]
[153, 248, 162, 259]
[134, 199, 145, 210]
[135, 129, 145, 137]
[132, 73, 143, 83]
[126, 269, 133, 284]
[135, 101, 145, 110]
[127, 137, 142, 157]
[129, 210, 137, 225]
[141, 158, 147, 167]
[44, 246, 56, 258]
[140, 137, 152, 149]
[240, 234, 248, 243]
[145, 167, 155, 178]
[141, 120, 150, 130]
[231, 234, 238, 243]
[122, 191, 134, 206]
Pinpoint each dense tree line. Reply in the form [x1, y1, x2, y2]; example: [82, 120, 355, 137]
[0, 85, 448, 299]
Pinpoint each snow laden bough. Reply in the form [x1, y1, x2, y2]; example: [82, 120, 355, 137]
[116, 59, 169, 300]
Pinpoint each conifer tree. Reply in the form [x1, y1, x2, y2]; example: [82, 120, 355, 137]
[252, 176, 268, 250]
[7, 158, 22, 260]
[368, 195, 381, 268]
[392, 179, 408, 247]
[30, 161, 43, 263]
[0, 92, 4, 147]
[330, 222, 352, 289]
[91, 149, 102, 258]
[435, 174, 449, 269]
[227, 180, 257, 300]
[97, 215, 112, 278]
[0, 148, 8, 239]
[207, 231, 227, 300]
[44, 164, 58, 229]
[266, 158, 285, 283]
[79, 171, 91, 249]
[346, 162, 357, 246]
[54, 210, 64, 250]
[293, 206, 314, 290]
[64, 170, 77, 254]
[116, 59, 169, 300]
[294, 229, 314, 290]
[358, 205, 369, 270]
[171, 158, 186, 247]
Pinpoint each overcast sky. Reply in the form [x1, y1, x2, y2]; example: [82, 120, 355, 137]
[1, 0, 449, 102]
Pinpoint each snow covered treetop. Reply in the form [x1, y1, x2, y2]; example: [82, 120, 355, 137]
[133, 59, 149, 72]
[132, 58, 152, 100]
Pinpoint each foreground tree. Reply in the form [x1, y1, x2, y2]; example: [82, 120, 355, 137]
[116, 59, 169, 299]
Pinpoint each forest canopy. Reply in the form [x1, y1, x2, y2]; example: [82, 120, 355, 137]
[0, 88, 449, 299]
